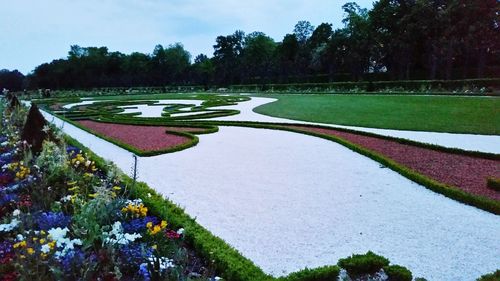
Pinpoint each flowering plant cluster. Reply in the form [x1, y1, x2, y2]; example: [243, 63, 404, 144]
[0, 99, 219, 280]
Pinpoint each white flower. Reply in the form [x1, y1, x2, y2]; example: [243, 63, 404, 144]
[12, 209, 21, 216]
[0, 218, 20, 232]
[103, 221, 142, 245]
[60, 195, 72, 202]
[147, 256, 175, 270]
[41, 244, 51, 253]
[16, 234, 24, 241]
[177, 228, 184, 235]
[48, 227, 69, 243]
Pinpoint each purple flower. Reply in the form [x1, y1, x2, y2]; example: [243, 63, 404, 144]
[36, 212, 72, 230]
[139, 263, 151, 281]
[122, 216, 159, 233]
[60, 249, 86, 274]
[119, 243, 152, 268]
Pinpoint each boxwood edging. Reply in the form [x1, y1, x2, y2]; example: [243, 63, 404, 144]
[41, 109, 216, 157]
[180, 120, 499, 215]
[62, 135, 343, 281]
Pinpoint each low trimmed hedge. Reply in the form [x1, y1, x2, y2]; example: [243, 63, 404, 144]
[61, 134, 356, 281]
[176, 120, 500, 215]
[230, 78, 500, 94]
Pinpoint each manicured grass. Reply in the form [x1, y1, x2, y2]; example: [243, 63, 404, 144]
[254, 94, 500, 135]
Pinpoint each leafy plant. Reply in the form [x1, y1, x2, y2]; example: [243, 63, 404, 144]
[477, 270, 500, 281]
[384, 265, 412, 281]
[337, 251, 390, 277]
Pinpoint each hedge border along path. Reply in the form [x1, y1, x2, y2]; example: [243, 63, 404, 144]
[61, 125, 343, 281]
[36, 99, 499, 280]
[38, 93, 500, 214]
[77, 120, 212, 156]
[288, 125, 500, 201]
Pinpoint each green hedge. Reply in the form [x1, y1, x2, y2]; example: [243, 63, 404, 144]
[230, 78, 500, 94]
[61, 135, 348, 281]
[174, 120, 500, 215]
[338, 251, 389, 277]
[384, 265, 413, 281]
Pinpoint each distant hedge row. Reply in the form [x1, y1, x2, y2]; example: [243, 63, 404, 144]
[229, 78, 500, 93]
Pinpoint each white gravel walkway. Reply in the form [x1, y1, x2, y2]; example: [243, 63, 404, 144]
[207, 96, 500, 154]
[42, 110, 500, 281]
[59, 96, 500, 154]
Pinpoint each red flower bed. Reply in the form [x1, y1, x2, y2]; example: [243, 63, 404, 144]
[78, 120, 194, 152]
[289, 125, 500, 201]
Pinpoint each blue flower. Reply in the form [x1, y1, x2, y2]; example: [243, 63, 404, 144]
[0, 193, 17, 207]
[122, 216, 159, 233]
[36, 212, 72, 230]
[139, 263, 151, 281]
[60, 249, 86, 273]
[119, 243, 152, 267]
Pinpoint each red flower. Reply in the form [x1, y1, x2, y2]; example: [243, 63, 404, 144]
[166, 230, 180, 240]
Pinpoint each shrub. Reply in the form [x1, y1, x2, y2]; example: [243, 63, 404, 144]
[487, 178, 500, 192]
[337, 251, 390, 277]
[477, 270, 500, 281]
[384, 265, 413, 281]
[282, 265, 340, 281]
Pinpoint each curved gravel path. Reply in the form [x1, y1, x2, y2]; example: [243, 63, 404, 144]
[41, 111, 500, 281]
[288, 125, 500, 201]
[209, 96, 500, 154]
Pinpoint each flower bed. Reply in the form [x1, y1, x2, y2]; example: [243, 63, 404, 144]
[78, 120, 197, 155]
[288, 125, 500, 201]
[0, 104, 217, 280]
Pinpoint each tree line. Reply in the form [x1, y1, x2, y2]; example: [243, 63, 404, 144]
[2, 0, 499, 90]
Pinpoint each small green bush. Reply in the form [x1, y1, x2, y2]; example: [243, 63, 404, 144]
[384, 265, 413, 281]
[337, 251, 390, 277]
[487, 178, 500, 192]
[282, 265, 340, 281]
[477, 270, 500, 281]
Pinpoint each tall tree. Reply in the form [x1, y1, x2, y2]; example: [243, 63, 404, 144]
[213, 30, 245, 85]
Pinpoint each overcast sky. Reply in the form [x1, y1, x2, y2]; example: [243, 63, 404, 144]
[0, 0, 373, 74]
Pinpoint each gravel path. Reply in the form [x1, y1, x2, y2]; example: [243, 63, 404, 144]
[288, 125, 500, 201]
[209, 96, 500, 154]
[42, 111, 500, 281]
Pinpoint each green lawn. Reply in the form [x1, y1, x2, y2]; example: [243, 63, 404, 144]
[254, 94, 500, 135]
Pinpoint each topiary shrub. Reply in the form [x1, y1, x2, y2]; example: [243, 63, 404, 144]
[384, 265, 413, 281]
[477, 270, 500, 281]
[337, 251, 390, 277]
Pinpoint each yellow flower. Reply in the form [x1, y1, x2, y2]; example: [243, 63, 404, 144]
[160, 220, 167, 228]
[41, 253, 48, 259]
[27, 248, 35, 255]
[146, 222, 153, 229]
[32, 237, 38, 242]
[48, 241, 56, 249]
[88, 193, 98, 198]
[112, 186, 121, 191]
[151, 244, 157, 250]
[39, 239, 46, 244]
[41, 230, 46, 235]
